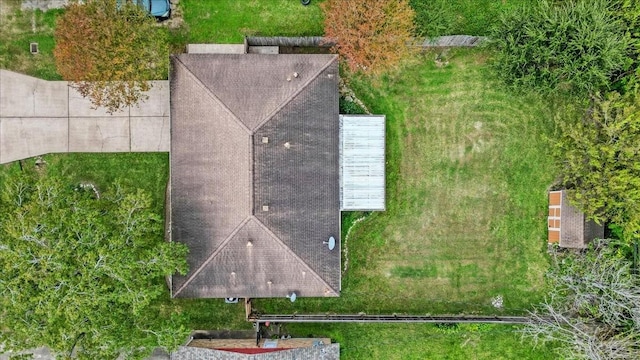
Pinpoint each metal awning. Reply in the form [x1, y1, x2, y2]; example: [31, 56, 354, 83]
[339, 115, 386, 211]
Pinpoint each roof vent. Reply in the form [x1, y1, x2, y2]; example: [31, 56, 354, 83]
[246, 240, 253, 247]
[284, 142, 291, 149]
[262, 205, 269, 212]
[267, 280, 273, 286]
[287, 76, 292, 82]
[262, 136, 269, 144]
[293, 72, 299, 78]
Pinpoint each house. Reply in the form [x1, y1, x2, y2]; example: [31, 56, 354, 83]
[547, 190, 604, 248]
[167, 52, 385, 299]
[171, 337, 339, 360]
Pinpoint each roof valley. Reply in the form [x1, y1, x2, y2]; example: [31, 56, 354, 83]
[252, 57, 337, 133]
[170, 54, 341, 298]
[173, 215, 253, 297]
[173, 57, 251, 135]
[250, 216, 339, 295]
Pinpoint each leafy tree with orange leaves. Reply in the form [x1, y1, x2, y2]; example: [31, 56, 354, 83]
[54, 0, 169, 113]
[321, 0, 416, 75]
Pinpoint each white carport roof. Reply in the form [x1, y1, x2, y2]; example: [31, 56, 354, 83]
[339, 114, 386, 211]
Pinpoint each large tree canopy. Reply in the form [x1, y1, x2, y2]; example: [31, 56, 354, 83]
[490, 0, 632, 96]
[321, 0, 416, 75]
[0, 167, 188, 359]
[523, 240, 640, 359]
[556, 92, 640, 240]
[54, 0, 169, 113]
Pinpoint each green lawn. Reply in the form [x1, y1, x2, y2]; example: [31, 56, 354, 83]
[255, 49, 556, 317]
[284, 323, 556, 359]
[251, 49, 560, 358]
[0, 0, 325, 79]
[410, 0, 532, 37]
[181, 0, 325, 43]
[0, 1, 62, 80]
[0, 48, 559, 358]
[0, 0, 563, 356]
[42, 153, 170, 214]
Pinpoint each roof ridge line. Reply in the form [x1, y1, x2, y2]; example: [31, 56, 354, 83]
[173, 215, 253, 297]
[253, 55, 338, 132]
[250, 215, 339, 296]
[173, 56, 251, 135]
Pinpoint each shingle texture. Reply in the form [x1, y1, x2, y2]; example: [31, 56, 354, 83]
[170, 54, 340, 298]
[558, 190, 605, 248]
[170, 344, 340, 360]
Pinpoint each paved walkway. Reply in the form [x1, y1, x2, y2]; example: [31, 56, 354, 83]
[0, 70, 170, 164]
[21, 0, 68, 11]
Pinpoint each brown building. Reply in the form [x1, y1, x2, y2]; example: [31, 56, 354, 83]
[168, 54, 342, 299]
[548, 190, 604, 248]
[171, 338, 339, 360]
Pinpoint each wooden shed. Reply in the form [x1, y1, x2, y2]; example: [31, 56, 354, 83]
[548, 190, 605, 248]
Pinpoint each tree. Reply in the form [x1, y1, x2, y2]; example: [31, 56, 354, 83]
[614, 0, 640, 92]
[490, 0, 632, 96]
[0, 167, 189, 359]
[523, 240, 640, 359]
[321, 0, 416, 75]
[54, 0, 169, 113]
[555, 92, 640, 240]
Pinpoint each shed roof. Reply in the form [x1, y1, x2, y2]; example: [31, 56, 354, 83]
[339, 115, 386, 211]
[548, 190, 604, 248]
[169, 54, 340, 298]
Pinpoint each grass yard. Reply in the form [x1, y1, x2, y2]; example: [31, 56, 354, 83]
[0, 0, 325, 79]
[283, 323, 556, 359]
[0, 49, 560, 358]
[0, 0, 61, 80]
[410, 0, 532, 37]
[42, 153, 170, 214]
[181, 0, 324, 43]
[255, 49, 556, 317]
[0, 0, 563, 356]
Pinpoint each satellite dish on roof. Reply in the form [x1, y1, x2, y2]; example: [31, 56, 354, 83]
[323, 236, 336, 251]
[286, 292, 297, 302]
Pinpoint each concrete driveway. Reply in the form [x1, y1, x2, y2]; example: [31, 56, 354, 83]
[0, 70, 170, 164]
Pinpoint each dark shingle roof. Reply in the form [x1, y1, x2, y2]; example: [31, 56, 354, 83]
[172, 55, 336, 131]
[558, 190, 605, 248]
[170, 344, 340, 360]
[170, 54, 340, 298]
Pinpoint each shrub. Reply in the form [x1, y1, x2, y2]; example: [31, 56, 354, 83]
[322, 0, 416, 75]
[490, 0, 631, 96]
[409, 0, 514, 37]
[54, 0, 169, 113]
[556, 92, 640, 240]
